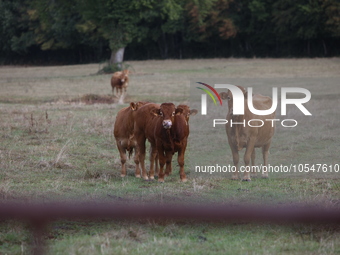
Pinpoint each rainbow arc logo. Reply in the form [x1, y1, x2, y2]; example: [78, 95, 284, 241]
[196, 82, 222, 115]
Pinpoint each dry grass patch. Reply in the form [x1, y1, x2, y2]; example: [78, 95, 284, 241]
[68, 94, 117, 105]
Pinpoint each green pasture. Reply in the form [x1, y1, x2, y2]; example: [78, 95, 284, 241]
[0, 58, 339, 254]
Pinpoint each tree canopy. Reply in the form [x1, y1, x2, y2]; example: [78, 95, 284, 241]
[0, 0, 339, 64]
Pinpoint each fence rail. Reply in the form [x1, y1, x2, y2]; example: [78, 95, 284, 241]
[1, 203, 339, 254]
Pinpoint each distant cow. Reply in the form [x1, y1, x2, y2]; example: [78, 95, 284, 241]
[114, 101, 148, 178]
[111, 69, 129, 99]
[220, 86, 275, 181]
[134, 103, 197, 182]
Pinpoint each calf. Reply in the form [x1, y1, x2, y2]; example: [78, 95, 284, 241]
[133, 103, 161, 180]
[161, 104, 197, 176]
[134, 103, 197, 182]
[111, 69, 129, 98]
[220, 86, 275, 181]
[114, 101, 148, 177]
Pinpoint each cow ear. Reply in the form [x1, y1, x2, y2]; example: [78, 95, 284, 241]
[130, 102, 137, 111]
[175, 108, 183, 115]
[190, 109, 198, 116]
[219, 92, 229, 100]
[150, 108, 160, 116]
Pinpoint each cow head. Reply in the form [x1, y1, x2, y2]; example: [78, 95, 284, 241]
[151, 103, 182, 129]
[120, 69, 129, 83]
[177, 104, 198, 123]
[220, 85, 247, 116]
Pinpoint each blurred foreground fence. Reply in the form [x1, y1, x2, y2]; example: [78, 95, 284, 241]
[1, 203, 340, 254]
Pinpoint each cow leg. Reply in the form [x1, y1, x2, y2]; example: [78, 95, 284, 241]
[251, 149, 257, 178]
[164, 151, 173, 181]
[164, 156, 171, 176]
[158, 151, 166, 183]
[136, 136, 148, 180]
[116, 140, 127, 177]
[120, 87, 123, 98]
[262, 143, 271, 178]
[154, 154, 159, 177]
[149, 145, 157, 180]
[243, 139, 256, 181]
[118, 88, 125, 104]
[165, 162, 172, 176]
[230, 146, 240, 180]
[177, 148, 187, 182]
[133, 148, 141, 178]
[165, 151, 174, 176]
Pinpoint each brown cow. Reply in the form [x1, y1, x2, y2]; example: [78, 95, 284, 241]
[153, 104, 198, 177]
[134, 103, 197, 182]
[220, 86, 275, 181]
[133, 103, 160, 180]
[113, 101, 148, 178]
[111, 69, 129, 98]
[164, 104, 198, 176]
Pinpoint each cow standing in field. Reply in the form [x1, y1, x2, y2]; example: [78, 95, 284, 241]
[165, 104, 198, 176]
[153, 104, 198, 177]
[111, 70, 129, 102]
[133, 103, 160, 180]
[220, 86, 275, 181]
[114, 101, 148, 178]
[134, 103, 197, 182]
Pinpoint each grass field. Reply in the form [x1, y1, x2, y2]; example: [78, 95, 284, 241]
[0, 58, 340, 254]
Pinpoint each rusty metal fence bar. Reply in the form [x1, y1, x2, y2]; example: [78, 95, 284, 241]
[1, 203, 340, 254]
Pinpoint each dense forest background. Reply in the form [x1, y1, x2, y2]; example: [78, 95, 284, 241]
[1, 0, 339, 65]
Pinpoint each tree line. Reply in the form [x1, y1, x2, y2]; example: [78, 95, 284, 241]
[1, 0, 339, 65]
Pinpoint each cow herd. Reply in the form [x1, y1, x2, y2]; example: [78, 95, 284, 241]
[111, 71, 275, 182]
[114, 101, 197, 182]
